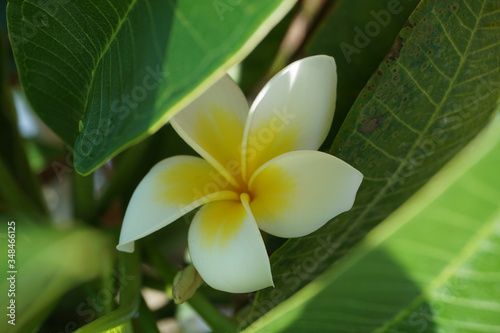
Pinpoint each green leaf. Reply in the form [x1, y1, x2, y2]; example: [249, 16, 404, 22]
[243, 114, 500, 333]
[248, 0, 500, 323]
[104, 322, 134, 333]
[307, 0, 420, 146]
[7, 0, 296, 174]
[0, 221, 114, 333]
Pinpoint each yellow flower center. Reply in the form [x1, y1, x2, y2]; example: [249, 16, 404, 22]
[225, 166, 254, 202]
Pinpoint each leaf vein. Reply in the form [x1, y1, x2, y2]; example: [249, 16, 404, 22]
[462, 0, 479, 19]
[431, 8, 465, 57]
[396, 61, 439, 106]
[26, 1, 96, 67]
[373, 97, 423, 134]
[356, 132, 403, 162]
[423, 52, 453, 81]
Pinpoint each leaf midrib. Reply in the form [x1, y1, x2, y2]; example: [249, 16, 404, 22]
[81, 0, 139, 121]
[78, 0, 140, 148]
[89, 0, 139, 73]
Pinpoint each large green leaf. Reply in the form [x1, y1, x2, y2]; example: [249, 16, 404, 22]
[248, 0, 500, 323]
[307, 0, 420, 146]
[243, 114, 500, 332]
[7, 0, 296, 174]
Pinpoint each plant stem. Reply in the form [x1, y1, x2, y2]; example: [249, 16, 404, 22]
[189, 292, 237, 333]
[102, 250, 116, 315]
[73, 172, 94, 221]
[133, 296, 161, 333]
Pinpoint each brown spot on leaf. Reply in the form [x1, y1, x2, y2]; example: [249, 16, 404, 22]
[359, 116, 384, 134]
[391, 36, 404, 59]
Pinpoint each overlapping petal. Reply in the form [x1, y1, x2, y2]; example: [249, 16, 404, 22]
[242, 55, 337, 179]
[188, 199, 273, 293]
[248, 151, 363, 238]
[171, 75, 249, 187]
[117, 156, 238, 252]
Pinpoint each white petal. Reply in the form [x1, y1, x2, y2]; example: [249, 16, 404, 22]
[242, 55, 337, 179]
[188, 198, 273, 293]
[248, 151, 363, 238]
[171, 75, 249, 187]
[117, 156, 238, 252]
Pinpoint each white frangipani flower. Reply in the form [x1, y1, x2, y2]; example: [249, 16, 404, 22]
[117, 55, 363, 293]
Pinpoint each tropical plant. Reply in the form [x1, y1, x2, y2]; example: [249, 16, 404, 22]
[1, 0, 499, 332]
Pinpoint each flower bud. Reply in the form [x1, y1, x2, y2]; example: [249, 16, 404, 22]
[172, 264, 204, 304]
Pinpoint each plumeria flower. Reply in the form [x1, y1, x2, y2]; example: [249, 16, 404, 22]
[117, 55, 363, 293]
